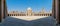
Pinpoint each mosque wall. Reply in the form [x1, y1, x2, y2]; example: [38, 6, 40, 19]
[8, 7, 52, 16]
[8, 11, 52, 16]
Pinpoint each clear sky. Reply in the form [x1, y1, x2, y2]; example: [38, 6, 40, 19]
[6, 0, 52, 12]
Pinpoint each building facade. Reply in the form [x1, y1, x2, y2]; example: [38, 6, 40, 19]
[26, 7, 32, 16]
[8, 7, 52, 16]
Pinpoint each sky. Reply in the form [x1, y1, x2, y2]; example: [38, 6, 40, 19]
[6, 0, 52, 12]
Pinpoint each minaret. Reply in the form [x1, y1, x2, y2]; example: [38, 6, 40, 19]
[41, 8, 45, 14]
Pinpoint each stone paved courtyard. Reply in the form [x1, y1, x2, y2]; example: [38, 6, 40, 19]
[0, 16, 56, 26]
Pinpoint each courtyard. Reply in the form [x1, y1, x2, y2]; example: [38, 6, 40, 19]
[0, 16, 56, 26]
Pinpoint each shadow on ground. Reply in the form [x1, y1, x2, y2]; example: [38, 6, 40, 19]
[0, 16, 56, 26]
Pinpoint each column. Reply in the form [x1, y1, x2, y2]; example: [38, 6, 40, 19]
[4, 0, 8, 19]
[55, 0, 60, 24]
[0, 0, 7, 23]
[0, 0, 2, 22]
[52, 0, 56, 19]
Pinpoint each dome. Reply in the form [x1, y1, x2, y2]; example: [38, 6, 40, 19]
[27, 7, 32, 10]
